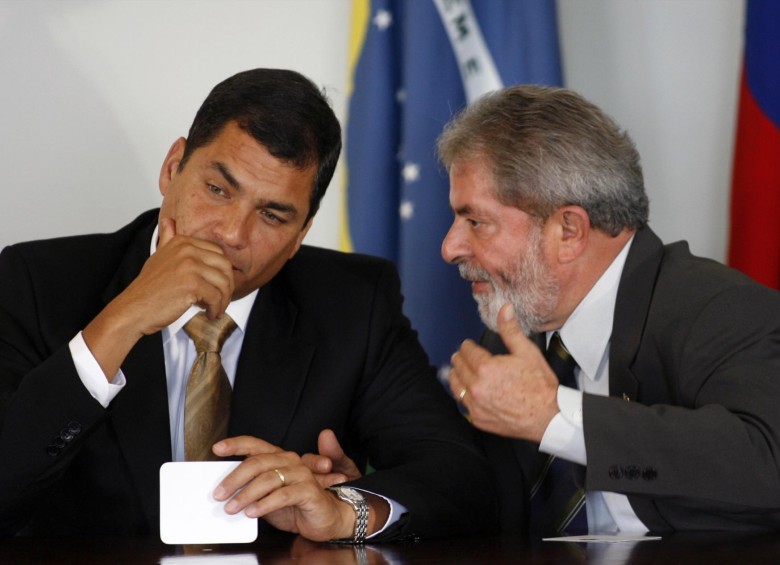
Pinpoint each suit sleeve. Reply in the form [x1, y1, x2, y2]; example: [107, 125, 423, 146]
[342, 260, 499, 540]
[584, 283, 780, 531]
[0, 245, 107, 535]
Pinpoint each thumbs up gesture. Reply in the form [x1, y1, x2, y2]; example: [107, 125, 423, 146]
[448, 304, 560, 442]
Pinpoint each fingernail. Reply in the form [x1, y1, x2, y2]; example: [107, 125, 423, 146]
[213, 486, 227, 500]
[224, 499, 239, 513]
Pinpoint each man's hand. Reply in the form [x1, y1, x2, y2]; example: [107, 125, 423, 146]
[448, 304, 559, 442]
[212, 436, 385, 542]
[301, 429, 362, 488]
[82, 218, 235, 379]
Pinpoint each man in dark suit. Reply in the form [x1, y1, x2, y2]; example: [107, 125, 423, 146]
[439, 85, 780, 534]
[0, 69, 496, 540]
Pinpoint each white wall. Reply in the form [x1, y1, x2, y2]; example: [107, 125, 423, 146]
[0, 0, 351, 250]
[0, 0, 744, 263]
[559, 0, 744, 261]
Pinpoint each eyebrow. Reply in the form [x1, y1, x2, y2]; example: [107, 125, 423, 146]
[261, 199, 298, 218]
[212, 161, 241, 190]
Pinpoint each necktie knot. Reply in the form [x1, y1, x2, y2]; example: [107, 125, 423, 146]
[546, 332, 577, 390]
[184, 313, 237, 354]
[547, 332, 574, 366]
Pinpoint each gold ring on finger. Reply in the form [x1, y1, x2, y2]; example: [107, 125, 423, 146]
[273, 468, 286, 487]
[458, 388, 467, 403]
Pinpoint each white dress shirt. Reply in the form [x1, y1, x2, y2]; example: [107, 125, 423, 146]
[538, 235, 648, 534]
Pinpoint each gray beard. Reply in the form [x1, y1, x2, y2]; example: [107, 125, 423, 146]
[459, 232, 559, 336]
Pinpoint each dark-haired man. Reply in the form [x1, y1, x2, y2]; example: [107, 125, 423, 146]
[0, 69, 496, 541]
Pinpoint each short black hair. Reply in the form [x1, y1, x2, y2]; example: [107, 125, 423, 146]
[180, 68, 342, 224]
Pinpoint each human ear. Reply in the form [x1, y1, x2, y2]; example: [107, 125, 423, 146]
[555, 206, 589, 263]
[158, 137, 187, 196]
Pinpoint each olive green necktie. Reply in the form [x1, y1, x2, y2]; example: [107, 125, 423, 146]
[183, 312, 237, 461]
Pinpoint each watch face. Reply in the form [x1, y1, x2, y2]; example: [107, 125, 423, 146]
[337, 487, 364, 503]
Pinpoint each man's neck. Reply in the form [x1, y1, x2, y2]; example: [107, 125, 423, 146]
[547, 229, 635, 332]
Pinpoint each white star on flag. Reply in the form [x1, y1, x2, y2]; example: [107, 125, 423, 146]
[399, 200, 414, 220]
[402, 162, 420, 183]
[373, 9, 392, 31]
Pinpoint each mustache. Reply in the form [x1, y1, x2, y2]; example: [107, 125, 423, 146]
[458, 262, 492, 283]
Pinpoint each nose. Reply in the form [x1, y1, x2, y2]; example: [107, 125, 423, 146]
[214, 208, 249, 249]
[441, 220, 468, 264]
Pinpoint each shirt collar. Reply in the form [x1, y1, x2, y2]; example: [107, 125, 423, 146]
[549, 235, 634, 382]
[150, 225, 259, 343]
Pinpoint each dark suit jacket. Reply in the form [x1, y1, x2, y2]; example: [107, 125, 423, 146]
[479, 227, 780, 533]
[0, 210, 497, 538]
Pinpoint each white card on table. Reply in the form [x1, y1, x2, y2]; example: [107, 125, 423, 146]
[160, 461, 258, 545]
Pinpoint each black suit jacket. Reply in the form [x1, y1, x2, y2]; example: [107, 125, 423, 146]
[0, 210, 497, 538]
[479, 227, 780, 533]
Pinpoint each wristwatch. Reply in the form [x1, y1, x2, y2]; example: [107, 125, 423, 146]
[327, 486, 369, 544]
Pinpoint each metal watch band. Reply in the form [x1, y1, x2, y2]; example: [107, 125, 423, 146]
[327, 486, 369, 544]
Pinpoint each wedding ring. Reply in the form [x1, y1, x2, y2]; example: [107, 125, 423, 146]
[458, 388, 468, 402]
[273, 468, 286, 487]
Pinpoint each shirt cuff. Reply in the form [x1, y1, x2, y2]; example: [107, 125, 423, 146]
[602, 491, 650, 533]
[354, 489, 407, 539]
[69, 332, 126, 408]
[538, 385, 587, 465]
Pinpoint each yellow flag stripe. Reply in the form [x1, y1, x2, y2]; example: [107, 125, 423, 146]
[339, 0, 370, 253]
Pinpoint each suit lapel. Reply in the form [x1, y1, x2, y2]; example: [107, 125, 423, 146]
[610, 227, 665, 401]
[111, 333, 171, 528]
[101, 210, 158, 306]
[100, 211, 172, 528]
[230, 277, 315, 447]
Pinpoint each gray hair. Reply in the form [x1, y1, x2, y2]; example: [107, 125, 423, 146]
[437, 85, 648, 236]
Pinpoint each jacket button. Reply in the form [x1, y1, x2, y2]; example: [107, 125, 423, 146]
[47, 445, 60, 457]
[67, 421, 82, 434]
[642, 467, 658, 481]
[624, 465, 641, 480]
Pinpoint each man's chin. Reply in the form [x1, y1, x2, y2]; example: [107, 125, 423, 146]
[474, 302, 499, 333]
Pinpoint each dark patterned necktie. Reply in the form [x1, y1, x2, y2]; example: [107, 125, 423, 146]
[530, 332, 588, 536]
[183, 312, 237, 461]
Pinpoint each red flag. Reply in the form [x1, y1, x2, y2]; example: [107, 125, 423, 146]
[728, 0, 780, 289]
